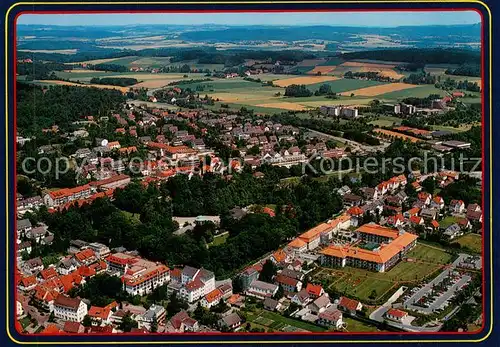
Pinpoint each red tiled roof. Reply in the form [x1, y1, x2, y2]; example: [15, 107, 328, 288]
[305, 283, 323, 297]
[339, 296, 360, 311]
[40, 267, 58, 280]
[387, 308, 408, 318]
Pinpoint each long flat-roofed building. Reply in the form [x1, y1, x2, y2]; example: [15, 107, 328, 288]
[320, 224, 418, 272]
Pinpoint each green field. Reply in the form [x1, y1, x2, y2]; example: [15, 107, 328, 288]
[244, 306, 326, 332]
[343, 317, 382, 332]
[369, 115, 403, 127]
[306, 78, 387, 93]
[454, 233, 482, 254]
[259, 311, 327, 332]
[208, 233, 229, 247]
[379, 84, 447, 100]
[406, 243, 453, 264]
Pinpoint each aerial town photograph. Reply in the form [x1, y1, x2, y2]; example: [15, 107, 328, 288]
[14, 10, 483, 336]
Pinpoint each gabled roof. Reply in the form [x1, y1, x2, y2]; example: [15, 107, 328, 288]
[339, 296, 361, 311]
[305, 283, 323, 297]
[387, 308, 407, 318]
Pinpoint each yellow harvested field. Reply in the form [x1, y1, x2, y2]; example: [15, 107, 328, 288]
[256, 102, 308, 111]
[307, 66, 337, 75]
[374, 128, 421, 143]
[341, 61, 397, 69]
[273, 76, 339, 87]
[340, 83, 418, 96]
[377, 69, 405, 79]
[36, 80, 129, 93]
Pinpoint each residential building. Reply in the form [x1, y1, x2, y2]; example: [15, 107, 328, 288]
[317, 307, 344, 329]
[338, 296, 363, 316]
[218, 312, 243, 331]
[43, 185, 94, 207]
[308, 294, 331, 314]
[105, 252, 170, 296]
[53, 295, 88, 322]
[385, 308, 408, 322]
[275, 274, 302, 294]
[239, 267, 260, 290]
[87, 242, 111, 259]
[168, 311, 199, 332]
[246, 280, 279, 300]
[87, 306, 112, 326]
[169, 266, 215, 303]
[138, 304, 166, 330]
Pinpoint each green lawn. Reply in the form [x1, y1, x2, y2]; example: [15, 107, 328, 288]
[454, 233, 482, 254]
[208, 233, 229, 247]
[121, 210, 141, 224]
[439, 215, 462, 229]
[406, 243, 453, 264]
[260, 311, 327, 332]
[342, 317, 381, 332]
[430, 124, 474, 133]
[369, 115, 403, 127]
[19, 316, 31, 329]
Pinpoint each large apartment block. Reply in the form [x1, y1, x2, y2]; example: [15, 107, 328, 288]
[43, 185, 94, 207]
[320, 224, 418, 272]
[105, 252, 170, 296]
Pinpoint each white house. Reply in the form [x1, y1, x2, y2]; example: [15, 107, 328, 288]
[53, 295, 88, 322]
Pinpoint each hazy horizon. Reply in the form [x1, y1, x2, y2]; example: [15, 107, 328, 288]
[17, 11, 481, 27]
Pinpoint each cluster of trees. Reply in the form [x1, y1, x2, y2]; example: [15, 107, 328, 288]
[401, 94, 442, 108]
[284, 84, 313, 97]
[314, 84, 337, 97]
[91, 63, 128, 72]
[89, 77, 138, 87]
[68, 274, 130, 307]
[403, 72, 437, 85]
[435, 78, 480, 92]
[168, 78, 212, 86]
[17, 61, 71, 80]
[445, 63, 481, 77]
[343, 130, 381, 146]
[425, 103, 481, 127]
[395, 62, 425, 72]
[344, 71, 394, 82]
[17, 83, 126, 134]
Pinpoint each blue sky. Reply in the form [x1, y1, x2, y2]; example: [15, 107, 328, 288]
[17, 11, 480, 27]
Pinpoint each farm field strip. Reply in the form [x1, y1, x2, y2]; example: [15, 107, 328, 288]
[340, 82, 418, 96]
[374, 128, 422, 143]
[273, 75, 339, 87]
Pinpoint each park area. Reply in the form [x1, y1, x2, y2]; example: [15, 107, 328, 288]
[312, 243, 453, 303]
